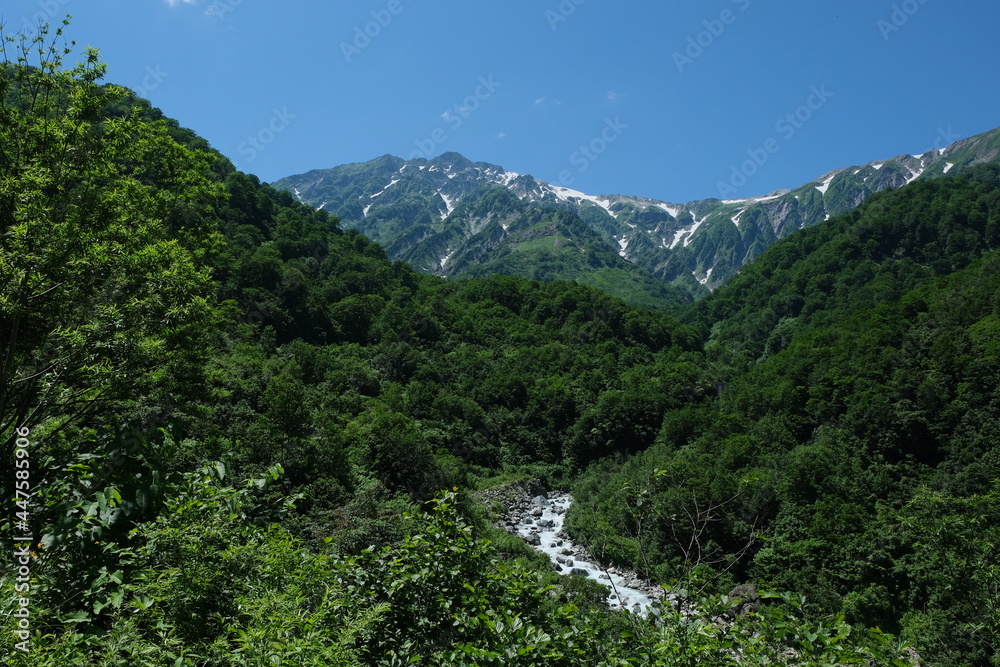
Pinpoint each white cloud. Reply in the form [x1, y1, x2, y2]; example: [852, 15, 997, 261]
[497, 132, 506, 140]
[606, 90, 620, 102]
[165, 0, 196, 7]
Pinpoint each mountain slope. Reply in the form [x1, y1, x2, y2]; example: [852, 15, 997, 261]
[274, 127, 1000, 297]
[274, 154, 692, 309]
[687, 164, 1000, 361]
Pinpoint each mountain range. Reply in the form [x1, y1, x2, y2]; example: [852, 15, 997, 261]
[273, 126, 1000, 305]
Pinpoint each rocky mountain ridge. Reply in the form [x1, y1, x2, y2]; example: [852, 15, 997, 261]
[273, 126, 1000, 297]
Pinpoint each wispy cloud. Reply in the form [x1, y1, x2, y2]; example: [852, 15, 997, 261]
[165, 0, 196, 7]
[497, 132, 506, 140]
[534, 96, 562, 108]
[606, 90, 621, 102]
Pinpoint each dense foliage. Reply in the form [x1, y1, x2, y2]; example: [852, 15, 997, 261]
[570, 166, 1000, 666]
[1, 23, 996, 666]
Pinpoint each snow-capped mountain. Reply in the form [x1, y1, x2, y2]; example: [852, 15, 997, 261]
[272, 126, 1000, 298]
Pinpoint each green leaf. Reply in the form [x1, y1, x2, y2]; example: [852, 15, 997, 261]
[64, 611, 91, 623]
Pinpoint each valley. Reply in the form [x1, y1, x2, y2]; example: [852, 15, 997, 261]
[2, 24, 999, 665]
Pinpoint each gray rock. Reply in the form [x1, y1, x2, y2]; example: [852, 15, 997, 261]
[525, 534, 541, 546]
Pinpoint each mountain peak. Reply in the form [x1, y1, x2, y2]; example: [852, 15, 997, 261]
[272, 125, 1000, 296]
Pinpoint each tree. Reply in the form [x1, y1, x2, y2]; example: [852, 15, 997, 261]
[0, 21, 222, 447]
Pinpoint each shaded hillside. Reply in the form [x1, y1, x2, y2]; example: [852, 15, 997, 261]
[570, 166, 1000, 667]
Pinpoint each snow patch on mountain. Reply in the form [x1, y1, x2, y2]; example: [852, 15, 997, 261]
[722, 193, 784, 206]
[671, 213, 706, 249]
[501, 171, 522, 186]
[815, 172, 837, 195]
[618, 236, 630, 258]
[439, 191, 456, 217]
[439, 248, 457, 269]
[370, 179, 400, 200]
[550, 185, 615, 216]
[656, 203, 682, 219]
[944, 162, 955, 173]
[906, 163, 926, 185]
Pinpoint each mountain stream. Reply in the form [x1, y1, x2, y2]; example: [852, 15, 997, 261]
[512, 492, 664, 616]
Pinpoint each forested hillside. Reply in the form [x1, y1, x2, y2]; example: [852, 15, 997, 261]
[1, 24, 996, 666]
[570, 165, 1000, 666]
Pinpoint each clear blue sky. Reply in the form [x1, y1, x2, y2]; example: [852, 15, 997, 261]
[4, 0, 999, 202]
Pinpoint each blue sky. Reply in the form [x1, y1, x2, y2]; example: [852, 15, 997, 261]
[4, 0, 999, 202]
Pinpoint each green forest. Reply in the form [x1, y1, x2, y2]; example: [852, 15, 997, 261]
[1, 24, 998, 666]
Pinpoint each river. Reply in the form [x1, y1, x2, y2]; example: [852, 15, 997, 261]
[512, 492, 664, 616]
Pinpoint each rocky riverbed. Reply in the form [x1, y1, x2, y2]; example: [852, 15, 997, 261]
[477, 481, 671, 615]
